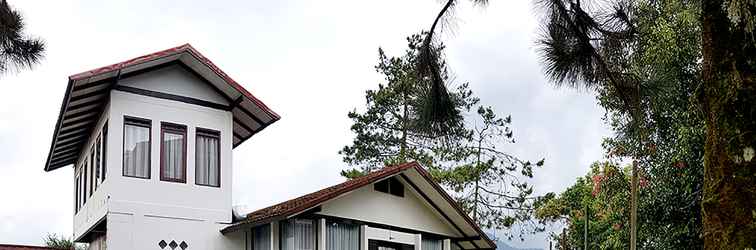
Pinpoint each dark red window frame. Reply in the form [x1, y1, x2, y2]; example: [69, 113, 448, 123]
[195, 128, 221, 188]
[123, 116, 152, 179]
[160, 122, 187, 183]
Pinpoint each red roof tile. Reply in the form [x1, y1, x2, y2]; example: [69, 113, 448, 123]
[68, 43, 279, 120]
[222, 162, 418, 233]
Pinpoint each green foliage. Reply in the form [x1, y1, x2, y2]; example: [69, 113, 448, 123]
[536, 162, 634, 249]
[44, 233, 85, 250]
[538, 0, 706, 248]
[342, 33, 544, 240]
[339, 33, 478, 175]
[0, 0, 45, 74]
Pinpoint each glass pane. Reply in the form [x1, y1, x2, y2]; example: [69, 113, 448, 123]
[282, 219, 315, 250]
[196, 134, 219, 186]
[422, 238, 442, 250]
[253, 224, 271, 250]
[326, 222, 359, 250]
[162, 131, 185, 181]
[124, 124, 150, 178]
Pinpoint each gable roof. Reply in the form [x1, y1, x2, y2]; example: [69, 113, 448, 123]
[0, 244, 58, 250]
[221, 162, 496, 249]
[45, 44, 280, 171]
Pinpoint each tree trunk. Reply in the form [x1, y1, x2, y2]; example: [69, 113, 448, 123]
[700, 0, 756, 248]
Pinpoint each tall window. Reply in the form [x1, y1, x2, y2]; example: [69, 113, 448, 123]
[123, 117, 151, 178]
[160, 122, 186, 183]
[196, 128, 220, 187]
[74, 174, 79, 213]
[253, 224, 271, 250]
[91, 148, 96, 192]
[102, 122, 107, 181]
[281, 219, 315, 250]
[95, 135, 101, 187]
[83, 160, 88, 204]
[326, 221, 360, 250]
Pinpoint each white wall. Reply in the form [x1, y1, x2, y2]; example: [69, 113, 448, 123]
[107, 90, 233, 223]
[317, 178, 460, 237]
[99, 67, 236, 249]
[73, 103, 110, 240]
[107, 212, 244, 249]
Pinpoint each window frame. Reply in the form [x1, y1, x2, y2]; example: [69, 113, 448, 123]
[102, 122, 108, 181]
[91, 147, 96, 192]
[374, 177, 404, 198]
[160, 122, 187, 183]
[195, 127, 221, 188]
[122, 116, 152, 179]
[95, 134, 101, 187]
[74, 172, 79, 213]
[83, 160, 88, 204]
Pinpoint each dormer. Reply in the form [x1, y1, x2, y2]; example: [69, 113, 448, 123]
[43, 44, 279, 244]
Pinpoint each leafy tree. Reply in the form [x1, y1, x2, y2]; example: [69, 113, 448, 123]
[44, 233, 85, 250]
[536, 162, 631, 249]
[0, 0, 45, 74]
[435, 106, 545, 240]
[341, 33, 544, 239]
[698, 0, 756, 247]
[339, 33, 478, 178]
[413, 0, 755, 247]
[599, 0, 704, 247]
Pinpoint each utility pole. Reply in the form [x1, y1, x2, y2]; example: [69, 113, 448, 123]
[584, 203, 588, 250]
[630, 160, 639, 250]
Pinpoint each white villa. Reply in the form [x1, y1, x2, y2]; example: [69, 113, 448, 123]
[42, 44, 496, 250]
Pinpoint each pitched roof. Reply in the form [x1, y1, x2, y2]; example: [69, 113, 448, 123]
[221, 162, 496, 249]
[222, 162, 418, 233]
[0, 244, 59, 250]
[45, 44, 279, 171]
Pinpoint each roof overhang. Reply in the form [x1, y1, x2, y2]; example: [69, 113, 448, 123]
[44, 44, 280, 171]
[222, 162, 496, 249]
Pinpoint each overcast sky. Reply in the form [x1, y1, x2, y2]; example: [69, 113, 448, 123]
[0, 0, 610, 248]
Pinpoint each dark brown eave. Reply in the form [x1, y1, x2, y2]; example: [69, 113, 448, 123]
[44, 44, 280, 171]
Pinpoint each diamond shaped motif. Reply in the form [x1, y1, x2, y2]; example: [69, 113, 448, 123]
[179, 241, 188, 250]
[158, 240, 167, 249]
[169, 240, 178, 249]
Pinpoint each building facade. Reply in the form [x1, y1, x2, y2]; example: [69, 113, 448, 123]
[43, 45, 494, 250]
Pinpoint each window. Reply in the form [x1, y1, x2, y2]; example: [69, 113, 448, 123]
[95, 135, 101, 187]
[123, 117, 151, 178]
[74, 174, 79, 213]
[281, 219, 315, 250]
[83, 161, 88, 204]
[160, 122, 186, 183]
[374, 177, 404, 197]
[253, 224, 271, 250]
[90, 148, 96, 192]
[421, 237, 442, 250]
[196, 128, 220, 187]
[102, 122, 107, 181]
[326, 221, 359, 250]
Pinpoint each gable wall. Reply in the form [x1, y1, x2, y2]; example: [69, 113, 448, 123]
[317, 177, 459, 237]
[118, 64, 229, 105]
